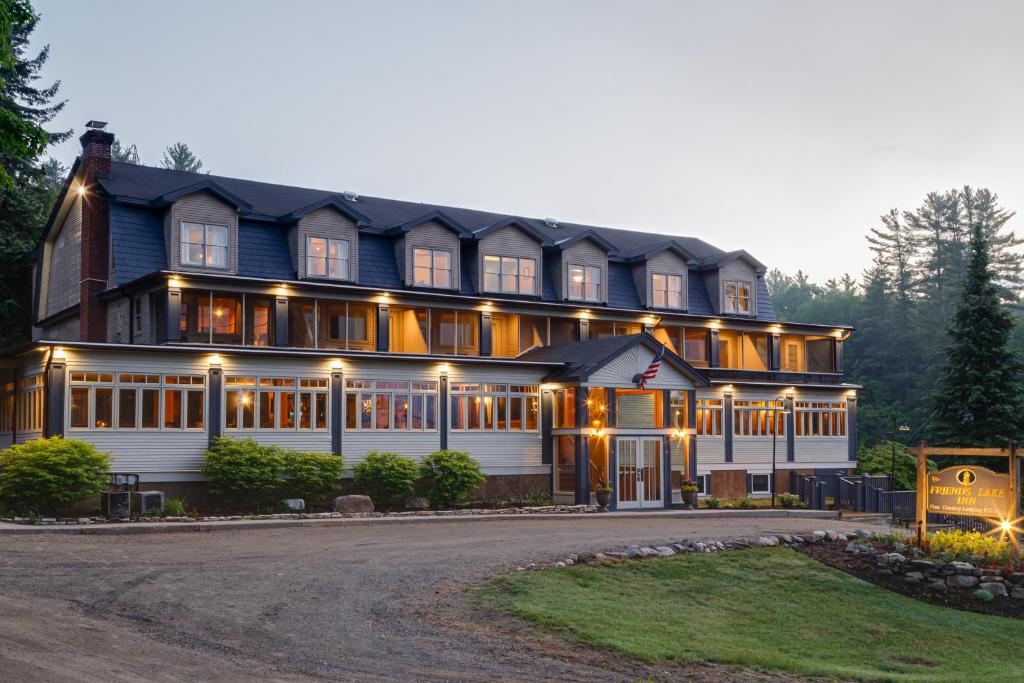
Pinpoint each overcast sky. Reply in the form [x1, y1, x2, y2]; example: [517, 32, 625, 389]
[31, 0, 1024, 282]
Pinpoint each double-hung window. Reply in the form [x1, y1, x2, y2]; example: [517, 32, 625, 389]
[68, 372, 205, 431]
[723, 280, 752, 315]
[794, 401, 847, 437]
[568, 265, 601, 302]
[652, 273, 683, 308]
[181, 222, 228, 268]
[225, 376, 328, 431]
[344, 379, 437, 431]
[413, 248, 452, 288]
[307, 236, 350, 280]
[733, 399, 785, 437]
[695, 398, 723, 436]
[483, 255, 536, 294]
[450, 383, 539, 431]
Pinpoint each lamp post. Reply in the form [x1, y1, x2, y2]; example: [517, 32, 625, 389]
[888, 417, 911, 518]
[770, 395, 791, 508]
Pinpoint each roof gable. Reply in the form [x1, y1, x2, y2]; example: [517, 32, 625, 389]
[550, 229, 616, 253]
[704, 249, 766, 274]
[152, 179, 252, 212]
[280, 196, 371, 225]
[623, 239, 697, 264]
[473, 216, 551, 245]
[387, 209, 473, 237]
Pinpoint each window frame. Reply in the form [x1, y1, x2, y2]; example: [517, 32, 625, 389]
[224, 375, 329, 432]
[749, 473, 772, 495]
[651, 272, 683, 309]
[482, 255, 537, 295]
[723, 279, 752, 315]
[180, 221, 229, 269]
[450, 383, 540, 432]
[733, 399, 786, 437]
[413, 247, 453, 289]
[695, 473, 710, 496]
[794, 401, 847, 438]
[343, 379, 438, 432]
[66, 372, 206, 433]
[695, 398, 724, 436]
[568, 264, 601, 302]
[306, 235, 351, 281]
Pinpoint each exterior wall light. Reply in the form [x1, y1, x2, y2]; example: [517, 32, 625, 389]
[208, 354, 223, 367]
[52, 346, 66, 360]
[439, 364, 450, 374]
[168, 276, 182, 289]
[330, 359, 343, 370]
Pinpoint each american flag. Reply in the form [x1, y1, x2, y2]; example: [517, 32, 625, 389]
[636, 344, 665, 389]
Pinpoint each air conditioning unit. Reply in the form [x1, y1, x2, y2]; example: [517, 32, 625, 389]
[132, 491, 165, 516]
[102, 491, 131, 519]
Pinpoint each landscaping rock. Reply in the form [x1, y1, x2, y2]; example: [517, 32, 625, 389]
[837, 533, 849, 541]
[950, 575, 979, 589]
[824, 530, 839, 541]
[639, 547, 660, 558]
[845, 542, 861, 553]
[981, 582, 1008, 597]
[812, 530, 827, 542]
[909, 559, 936, 571]
[779, 534, 794, 544]
[904, 571, 925, 583]
[404, 497, 430, 510]
[1007, 573, 1024, 586]
[333, 495, 374, 514]
[757, 536, 778, 547]
[980, 575, 1003, 583]
[855, 528, 873, 538]
[624, 545, 642, 559]
[951, 561, 975, 575]
[655, 546, 676, 557]
[1012, 586, 1024, 600]
[281, 498, 305, 511]
[929, 580, 948, 593]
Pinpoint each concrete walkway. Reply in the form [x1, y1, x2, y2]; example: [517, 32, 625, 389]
[0, 507, 847, 535]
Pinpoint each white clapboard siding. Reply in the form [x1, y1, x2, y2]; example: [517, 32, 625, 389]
[618, 392, 655, 428]
[696, 436, 726, 464]
[587, 344, 695, 390]
[793, 438, 848, 464]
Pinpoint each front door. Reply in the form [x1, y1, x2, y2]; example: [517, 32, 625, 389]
[616, 437, 663, 509]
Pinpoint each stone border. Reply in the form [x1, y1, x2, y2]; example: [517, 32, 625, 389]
[510, 528, 871, 572]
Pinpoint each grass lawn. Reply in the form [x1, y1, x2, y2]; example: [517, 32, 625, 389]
[483, 548, 1024, 682]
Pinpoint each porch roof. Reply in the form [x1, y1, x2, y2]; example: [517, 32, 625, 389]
[518, 333, 710, 386]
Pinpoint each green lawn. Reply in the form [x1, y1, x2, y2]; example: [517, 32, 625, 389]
[483, 548, 1024, 682]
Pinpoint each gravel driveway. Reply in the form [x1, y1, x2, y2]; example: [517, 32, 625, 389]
[0, 515, 886, 681]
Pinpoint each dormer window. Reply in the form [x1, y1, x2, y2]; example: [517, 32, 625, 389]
[724, 280, 752, 315]
[307, 236, 350, 280]
[568, 264, 600, 302]
[652, 273, 683, 309]
[413, 247, 452, 288]
[483, 255, 536, 294]
[181, 222, 228, 269]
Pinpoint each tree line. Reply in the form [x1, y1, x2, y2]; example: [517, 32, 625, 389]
[770, 187, 1024, 450]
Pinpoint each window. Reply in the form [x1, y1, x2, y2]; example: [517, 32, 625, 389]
[226, 376, 328, 431]
[344, 379, 437, 431]
[246, 296, 274, 347]
[741, 333, 769, 371]
[483, 255, 536, 294]
[0, 382, 13, 433]
[450, 383, 539, 432]
[317, 300, 375, 351]
[13, 375, 44, 432]
[652, 273, 683, 308]
[696, 398, 723, 436]
[288, 298, 316, 348]
[806, 337, 835, 373]
[68, 372, 205, 431]
[724, 280, 752, 315]
[795, 401, 847, 437]
[553, 388, 575, 428]
[555, 435, 577, 493]
[430, 309, 479, 356]
[717, 331, 768, 370]
[695, 473, 710, 495]
[683, 329, 708, 366]
[781, 335, 804, 372]
[669, 390, 689, 429]
[592, 321, 642, 340]
[307, 236, 351, 280]
[568, 264, 600, 302]
[749, 473, 772, 495]
[733, 400, 785, 437]
[413, 248, 452, 288]
[178, 290, 242, 344]
[133, 296, 143, 336]
[388, 306, 429, 353]
[181, 222, 228, 268]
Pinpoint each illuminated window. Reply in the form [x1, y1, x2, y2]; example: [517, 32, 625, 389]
[343, 379, 437, 431]
[724, 280, 752, 315]
[68, 373, 205, 432]
[450, 383, 539, 432]
[652, 273, 683, 309]
[180, 222, 228, 268]
[483, 255, 536, 294]
[568, 264, 601, 302]
[306, 236, 351, 280]
[795, 401, 847, 437]
[413, 247, 452, 288]
[226, 376, 327, 432]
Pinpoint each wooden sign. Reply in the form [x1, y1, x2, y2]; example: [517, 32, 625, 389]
[926, 465, 1009, 517]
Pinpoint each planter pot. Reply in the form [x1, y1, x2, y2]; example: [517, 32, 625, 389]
[681, 489, 698, 509]
[595, 490, 612, 509]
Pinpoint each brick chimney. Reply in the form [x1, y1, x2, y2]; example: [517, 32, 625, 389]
[78, 124, 114, 342]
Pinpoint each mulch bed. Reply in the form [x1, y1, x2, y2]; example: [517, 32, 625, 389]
[799, 541, 1024, 619]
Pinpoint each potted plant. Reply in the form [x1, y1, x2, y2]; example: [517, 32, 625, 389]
[680, 479, 699, 509]
[594, 480, 613, 509]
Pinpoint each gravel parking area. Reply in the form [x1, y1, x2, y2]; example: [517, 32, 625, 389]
[0, 515, 887, 681]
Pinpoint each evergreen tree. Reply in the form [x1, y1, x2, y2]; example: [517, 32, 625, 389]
[111, 138, 139, 164]
[161, 142, 202, 172]
[929, 221, 1024, 445]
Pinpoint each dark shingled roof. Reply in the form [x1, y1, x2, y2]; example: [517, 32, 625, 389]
[99, 162, 778, 321]
[518, 333, 709, 384]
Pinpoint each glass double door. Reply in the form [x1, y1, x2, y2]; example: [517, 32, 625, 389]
[616, 437, 663, 509]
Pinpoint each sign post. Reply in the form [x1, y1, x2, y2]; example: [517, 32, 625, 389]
[915, 441, 928, 545]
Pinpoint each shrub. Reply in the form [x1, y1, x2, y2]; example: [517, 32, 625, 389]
[856, 441, 936, 490]
[704, 496, 722, 509]
[420, 450, 486, 509]
[925, 529, 1009, 564]
[777, 492, 800, 508]
[507, 490, 553, 508]
[972, 589, 994, 603]
[0, 437, 111, 515]
[164, 497, 187, 516]
[279, 450, 344, 504]
[202, 437, 282, 509]
[353, 451, 418, 508]
[737, 497, 755, 509]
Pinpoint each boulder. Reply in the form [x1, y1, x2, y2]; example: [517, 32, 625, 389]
[655, 546, 676, 557]
[929, 580, 948, 593]
[909, 559, 936, 571]
[404, 496, 430, 510]
[855, 528, 874, 538]
[332, 495, 374, 513]
[812, 530, 827, 542]
[950, 574, 979, 589]
[1007, 573, 1024, 586]
[981, 581, 1008, 597]
[281, 498, 305, 511]
[1011, 586, 1024, 600]
[824, 530, 839, 541]
[624, 545, 642, 558]
[757, 536, 779, 547]
[904, 571, 925, 583]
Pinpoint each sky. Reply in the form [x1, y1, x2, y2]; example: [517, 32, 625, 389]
[30, 0, 1024, 282]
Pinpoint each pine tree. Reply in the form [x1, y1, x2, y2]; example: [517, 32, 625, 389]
[929, 220, 1024, 445]
[161, 142, 202, 172]
[111, 138, 139, 164]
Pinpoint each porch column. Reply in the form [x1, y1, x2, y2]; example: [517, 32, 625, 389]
[769, 333, 781, 371]
[847, 397, 858, 461]
[439, 372, 449, 450]
[605, 388, 616, 427]
[662, 389, 672, 508]
[331, 369, 343, 456]
[164, 288, 181, 343]
[708, 330, 720, 367]
[578, 319, 590, 342]
[785, 395, 796, 462]
[574, 387, 590, 505]
[724, 390, 734, 462]
[608, 437, 618, 510]
[687, 390, 698, 482]
[44, 357, 66, 438]
[274, 297, 289, 347]
[376, 304, 390, 352]
[480, 312, 492, 356]
[207, 365, 223, 448]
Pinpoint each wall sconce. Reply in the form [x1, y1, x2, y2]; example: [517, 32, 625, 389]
[540, 383, 558, 391]
[274, 285, 289, 297]
[76, 184, 85, 196]
[578, 310, 591, 320]
[709, 320, 721, 330]
[722, 384, 734, 395]
[581, 426, 596, 436]
[168, 276, 182, 289]
[785, 386, 796, 396]
[439, 363, 450, 374]
[330, 359, 343, 370]
[208, 354, 223, 367]
[51, 346, 66, 360]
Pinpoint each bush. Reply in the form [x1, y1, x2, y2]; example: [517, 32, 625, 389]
[777, 492, 800, 508]
[419, 450, 486, 509]
[737, 497, 755, 509]
[279, 450, 344, 504]
[856, 441, 936, 490]
[353, 451, 418, 508]
[925, 529, 1009, 564]
[973, 589, 994, 603]
[0, 437, 111, 515]
[704, 496, 722, 509]
[202, 437, 282, 509]
[164, 497, 187, 516]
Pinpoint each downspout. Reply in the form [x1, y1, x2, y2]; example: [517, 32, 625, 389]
[10, 365, 19, 444]
[41, 344, 53, 438]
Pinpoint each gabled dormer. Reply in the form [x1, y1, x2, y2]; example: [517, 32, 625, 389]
[626, 241, 695, 311]
[471, 217, 549, 297]
[388, 210, 472, 290]
[159, 181, 250, 275]
[549, 230, 614, 304]
[283, 197, 369, 282]
[701, 250, 766, 317]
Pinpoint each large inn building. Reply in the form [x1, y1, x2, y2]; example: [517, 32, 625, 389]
[1, 126, 859, 508]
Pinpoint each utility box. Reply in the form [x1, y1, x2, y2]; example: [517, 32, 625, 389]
[102, 491, 131, 519]
[132, 491, 165, 516]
